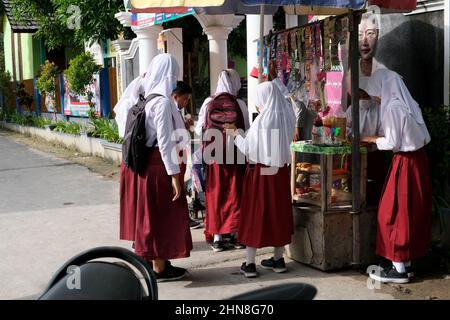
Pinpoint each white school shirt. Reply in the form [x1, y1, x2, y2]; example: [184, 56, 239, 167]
[345, 99, 383, 137]
[375, 102, 431, 153]
[194, 97, 250, 136]
[144, 96, 180, 176]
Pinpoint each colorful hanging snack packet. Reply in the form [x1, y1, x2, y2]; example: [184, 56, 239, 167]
[323, 18, 332, 71]
[315, 24, 322, 59]
[330, 18, 340, 67]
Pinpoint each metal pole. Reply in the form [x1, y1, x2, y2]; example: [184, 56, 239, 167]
[258, 5, 265, 84]
[350, 10, 361, 266]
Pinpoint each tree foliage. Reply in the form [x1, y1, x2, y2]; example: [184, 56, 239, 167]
[10, 0, 126, 50]
[36, 60, 59, 95]
[65, 52, 100, 96]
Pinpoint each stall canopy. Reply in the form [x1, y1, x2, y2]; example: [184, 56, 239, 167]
[130, 0, 277, 14]
[131, 0, 417, 13]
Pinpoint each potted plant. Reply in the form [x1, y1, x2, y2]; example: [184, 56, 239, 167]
[65, 52, 100, 121]
[36, 60, 59, 126]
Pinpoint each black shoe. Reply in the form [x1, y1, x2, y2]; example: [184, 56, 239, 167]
[228, 236, 246, 249]
[240, 262, 258, 278]
[379, 260, 414, 279]
[211, 241, 224, 252]
[189, 218, 201, 229]
[193, 198, 206, 211]
[261, 257, 287, 273]
[368, 265, 410, 284]
[155, 261, 187, 282]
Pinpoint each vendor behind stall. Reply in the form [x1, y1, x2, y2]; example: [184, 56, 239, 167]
[346, 77, 388, 206]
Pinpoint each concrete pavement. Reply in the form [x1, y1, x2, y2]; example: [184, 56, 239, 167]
[0, 131, 395, 300]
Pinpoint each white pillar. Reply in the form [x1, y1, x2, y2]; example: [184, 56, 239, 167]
[204, 26, 232, 93]
[133, 26, 163, 75]
[246, 14, 273, 116]
[285, 14, 299, 29]
[195, 14, 244, 95]
[111, 40, 132, 98]
[444, 0, 449, 105]
[164, 28, 184, 81]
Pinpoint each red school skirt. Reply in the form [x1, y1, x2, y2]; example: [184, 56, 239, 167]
[119, 148, 193, 260]
[205, 162, 246, 235]
[238, 164, 294, 248]
[376, 148, 432, 262]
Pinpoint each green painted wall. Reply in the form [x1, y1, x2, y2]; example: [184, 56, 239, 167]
[21, 32, 36, 79]
[2, 15, 42, 80]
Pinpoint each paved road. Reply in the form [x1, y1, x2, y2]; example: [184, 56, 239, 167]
[0, 131, 395, 300]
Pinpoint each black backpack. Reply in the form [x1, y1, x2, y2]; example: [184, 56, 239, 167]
[122, 93, 162, 174]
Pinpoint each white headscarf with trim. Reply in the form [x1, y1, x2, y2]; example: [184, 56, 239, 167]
[244, 81, 295, 167]
[366, 69, 425, 125]
[215, 69, 241, 96]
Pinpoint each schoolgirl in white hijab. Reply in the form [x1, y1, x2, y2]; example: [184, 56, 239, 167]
[194, 69, 250, 136]
[197, 69, 249, 252]
[230, 81, 295, 167]
[362, 69, 432, 284]
[119, 53, 193, 282]
[362, 69, 430, 152]
[224, 82, 295, 278]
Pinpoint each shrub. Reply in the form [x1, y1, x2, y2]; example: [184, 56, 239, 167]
[65, 52, 100, 118]
[36, 60, 59, 95]
[88, 116, 122, 144]
[54, 121, 82, 135]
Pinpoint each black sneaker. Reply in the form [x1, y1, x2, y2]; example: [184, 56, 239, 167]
[379, 260, 414, 279]
[240, 262, 258, 278]
[368, 265, 410, 284]
[211, 241, 224, 252]
[189, 218, 201, 229]
[155, 262, 187, 282]
[261, 257, 287, 273]
[228, 236, 246, 249]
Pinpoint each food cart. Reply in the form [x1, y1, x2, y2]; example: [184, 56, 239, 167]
[259, 11, 379, 270]
[287, 142, 377, 270]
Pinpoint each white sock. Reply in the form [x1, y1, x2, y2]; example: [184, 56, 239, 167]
[404, 261, 411, 268]
[246, 247, 257, 266]
[214, 234, 222, 242]
[393, 261, 406, 273]
[274, 247, 284, 260]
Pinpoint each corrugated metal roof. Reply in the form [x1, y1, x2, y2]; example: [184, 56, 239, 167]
[2, 0, 38, 33]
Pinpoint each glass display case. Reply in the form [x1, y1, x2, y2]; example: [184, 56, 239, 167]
[290, 141, 367, 212]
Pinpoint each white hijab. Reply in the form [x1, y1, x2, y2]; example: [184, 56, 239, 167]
[366, 69, 425, 125]
[143, 53, 179, 98]
[244, 82, 295, 167]
[143, 53, 189, 148]
[113, 76, 144, 138]
[215, 69, 241, 96]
